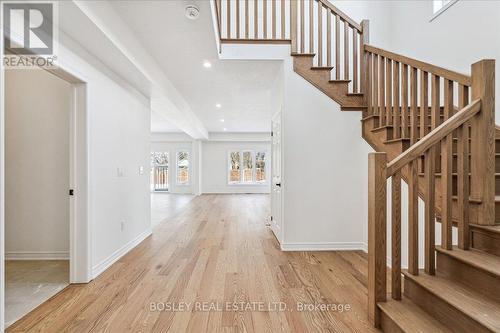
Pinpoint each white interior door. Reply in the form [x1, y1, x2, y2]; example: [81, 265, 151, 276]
[271, 110, 283, 242]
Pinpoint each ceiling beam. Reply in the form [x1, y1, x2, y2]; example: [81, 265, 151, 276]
[73, 0, 209, 139]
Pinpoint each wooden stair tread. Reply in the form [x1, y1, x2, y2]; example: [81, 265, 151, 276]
[329, 79, 351, 83]
[311, 66, 334, 70]
[470, 223, 500, 234]
[417, 172, 500, 177]
[378, 298, 453, 333]
[403, 270, 500, 332]
[290, 52, 315, 57]
[436, 246, 500, 277]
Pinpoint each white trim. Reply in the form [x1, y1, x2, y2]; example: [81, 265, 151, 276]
[5, 251, 69, 260]
[430, 0, 459, 22]
[91, 227, 152, 278]
[281, 242, 368, 252]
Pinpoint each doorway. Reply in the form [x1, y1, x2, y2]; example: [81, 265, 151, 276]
[3, 66, 90, 328]
[271, 110, 283, 242]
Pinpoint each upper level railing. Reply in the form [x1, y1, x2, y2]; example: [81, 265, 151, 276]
[214, 0, 367, 93]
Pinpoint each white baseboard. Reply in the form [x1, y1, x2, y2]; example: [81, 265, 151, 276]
[92, 227, 152, 278]
[5, 251, 69, 260]
[281, 242, 367, 252]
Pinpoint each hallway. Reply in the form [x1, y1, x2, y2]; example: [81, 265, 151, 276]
[7, 194, 377, 332]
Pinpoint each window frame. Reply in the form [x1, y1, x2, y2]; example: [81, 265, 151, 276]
[227, 150, 269, 185]
[175, 150, 190, 186]
[430, 0, 459, 22]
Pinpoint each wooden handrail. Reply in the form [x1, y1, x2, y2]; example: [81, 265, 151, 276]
[386, 99, 481, 177]
[317, 0, 362, 31]
[365, 44, 472, 86]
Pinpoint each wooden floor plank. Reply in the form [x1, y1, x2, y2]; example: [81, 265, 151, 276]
[7, 194, 379, 333]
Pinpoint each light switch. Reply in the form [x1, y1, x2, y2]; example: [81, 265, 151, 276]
[139, 166, 144, 175]
[117, 167, 124, 177]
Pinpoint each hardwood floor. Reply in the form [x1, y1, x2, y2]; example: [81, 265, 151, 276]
[7, 194, 378, 332]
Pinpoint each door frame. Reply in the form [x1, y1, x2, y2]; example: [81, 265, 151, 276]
[271, 109, 284, 243]
[1, 63, 92, 330]
[44, 67, 91, 284]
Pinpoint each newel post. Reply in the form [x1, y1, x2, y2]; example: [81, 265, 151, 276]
[471, 59, 495, 225]
[368, 152, 387, 327]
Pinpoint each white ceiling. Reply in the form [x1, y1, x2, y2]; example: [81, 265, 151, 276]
[110, 0, 282, 133]
[151, 110, 181, 133]
[58, 1, 152, 98]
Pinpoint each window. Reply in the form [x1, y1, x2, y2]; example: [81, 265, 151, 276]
[151, 152, 169, 191]
[176, 151, 190, 185]
[228, 150, 267, 184]
[431, 0, 458, 20]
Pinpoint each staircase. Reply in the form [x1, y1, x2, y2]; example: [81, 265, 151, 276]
[213, 0, 499, 331]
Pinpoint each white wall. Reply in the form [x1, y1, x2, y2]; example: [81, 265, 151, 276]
[201, 140, 271, 194]
[5, 69, 71, 259]
[56, 30, 151, 278]
[281, 57, 372, 249]
[390, 0, 500, 122]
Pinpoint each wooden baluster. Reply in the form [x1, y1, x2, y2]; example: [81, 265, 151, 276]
[373, 54, 379, 116]
[379, 56, 385, 126]
[401, 64, 409, 139]
[470, 60, 496, 226]
[245, 0, 249, 39]
[263, 0, 267, 38]
[456, 84, 470, 249]
[410, 67, 418, 145]
[309, 0, 313, 53]
[300, 0, 304, 53]
[366, 52, 372, 116]
[391, 171, 402, 300]
[441, 79, 453, 250]
[424, 147, 436, 275]
[368, 152, 387, 326]
[236, 0, 240, 39]
[385, 58, 392, 126]
[317, 2, 322, 66]
[216, 0, 222, 38]
[281, 0, 285, 39]
[408, 159, 419, 275]
[393, 61, 400, 139]
[254, 0, 258, 39]
[291, 0, 297, 53]
[420, 71, 429, 139]
[335, 15, 340, 79]
[344, 21, 349, 81]
[272, 0, 276, 39]
[227, 0, 231, 39]
[431, 75, 441, 172]
[326, 9, 331, 67]
[360, 20, 370, 95]
[353, 30, 358, 93]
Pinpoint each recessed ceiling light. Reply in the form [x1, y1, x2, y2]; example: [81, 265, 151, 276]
[203, 61, 212, 68]
[220, 118, 225, 122]
[215, 103, 221, 108]
[223, 127, 227, 131]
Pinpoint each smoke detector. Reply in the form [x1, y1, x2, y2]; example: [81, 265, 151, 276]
[185, 5, 200, 20]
